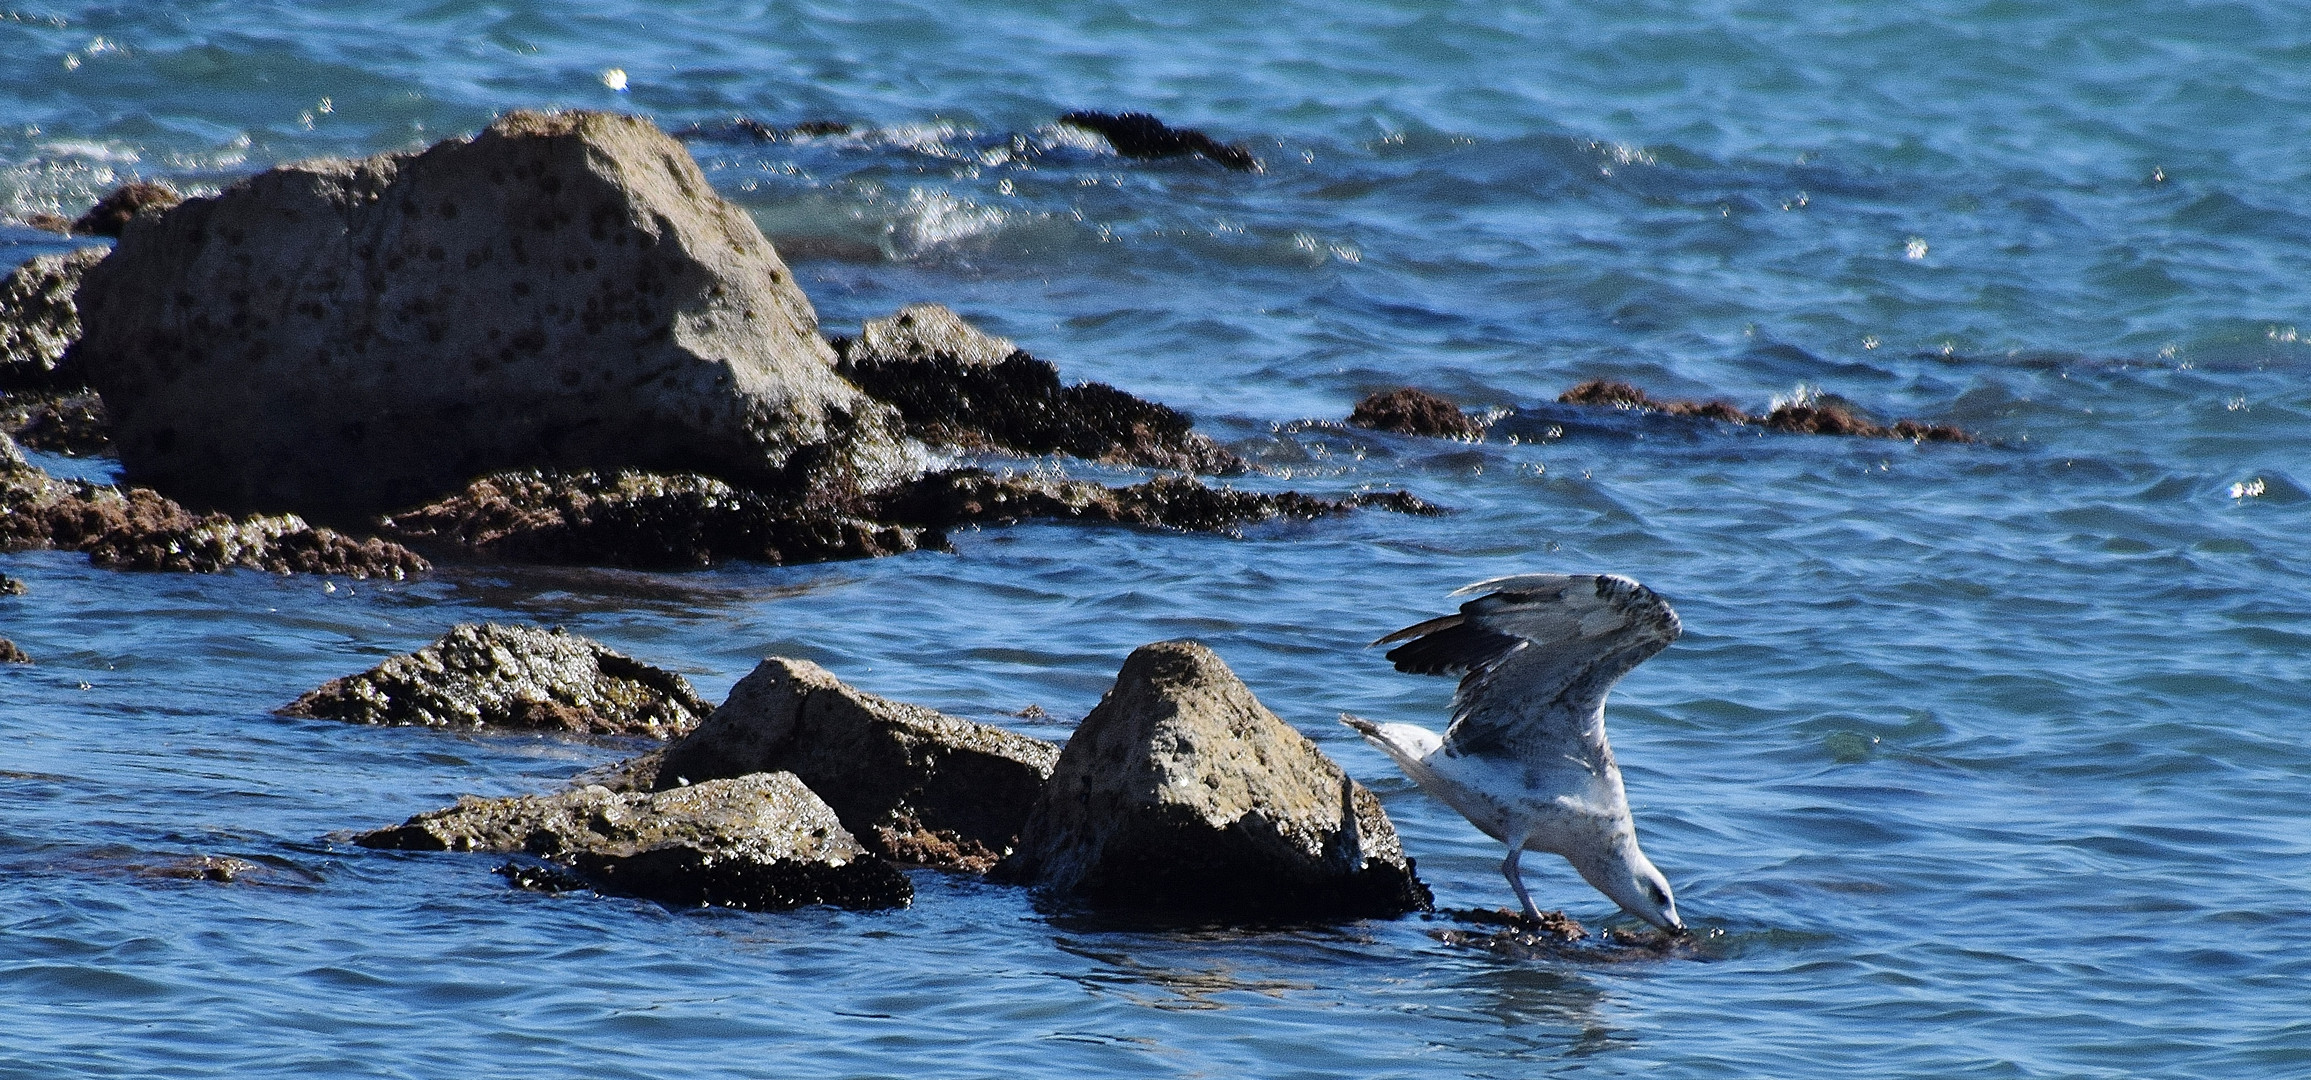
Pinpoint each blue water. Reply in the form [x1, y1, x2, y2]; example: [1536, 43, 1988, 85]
[5, 2, 2310, 1076]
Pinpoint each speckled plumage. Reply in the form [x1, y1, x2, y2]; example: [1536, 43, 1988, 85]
[1344, 573, 1685, 931]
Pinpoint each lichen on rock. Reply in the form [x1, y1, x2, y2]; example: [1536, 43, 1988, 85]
[835, 304, 1247, 474]
[280, 623, 708, 738]
[995, 640, 1432, 919]
[357, 772, 911, 912]
[656, 657, 1060, 873]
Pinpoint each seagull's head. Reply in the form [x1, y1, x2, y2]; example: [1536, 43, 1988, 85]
[1588, 839, 1684, 933]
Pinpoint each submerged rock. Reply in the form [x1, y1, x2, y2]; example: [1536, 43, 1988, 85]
[68, 182, 182, 238]
[0, 572, 21, 595]
[0, 247, 105, 391]
[73, 110, 904, 518]
[0, 638, 26, 664]
[866, 467, 1441, 535]
[376, 469, 925, 569]
[1348, 388, 1486, 440]
[358, 772, 911, 911]
[280, 623, 708, 737]
[657, 657, 1060, 873]
[1058, 111, 1258, 171]
[995, 640, 1432, 919]
[0, 432, 425, 578]
[0, 389, 110, 456]
[835, 304, 1247, 474]
[679, 118, 854, 142]
[1558, 379, 1971, 442]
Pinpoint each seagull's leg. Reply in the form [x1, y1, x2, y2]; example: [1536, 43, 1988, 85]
[1501, 842, 1546, 925]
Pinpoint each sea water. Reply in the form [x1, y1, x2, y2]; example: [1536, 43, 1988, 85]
[3, 2, 2308, 1076]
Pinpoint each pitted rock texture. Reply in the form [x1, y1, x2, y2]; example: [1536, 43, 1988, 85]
[995, 640, 1432, 919]
[280, 623, 707, 737]
[0, 247, 106, 390]
[1559, 379, 1972, 442]
[357, 772, 911, 911]
[0, 432, 425, 577]
[657, 657, 1060, 873]
[866, 467, 1442, 535]
[835, 304, 1246, 474]
[72, 109, 905, 518]
[0, 390, 110, 456]
[376, 469, 924, 569]
[69, 182, 182, 238]
[1348, 388, 1486, 440]
[1058, 112, 1258, 170]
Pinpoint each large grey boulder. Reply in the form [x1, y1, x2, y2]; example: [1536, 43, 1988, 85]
[0, 247, 105, 390]
[281, 623, 707, 738]
[994, 640, 1431, 919]
[72, 110, 906, 518]
[656, 657, 1060, 872]
[356, 772, 911, 911]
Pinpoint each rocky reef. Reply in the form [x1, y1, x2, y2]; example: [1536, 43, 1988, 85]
[1058, 111, 1258, 170]
[834, 303, 1246, 474]
[358, 773, 911, 912]
[1348, 387, 1487, 440]
[655, 657, 1060, 872]
[1559, 379, 1972, 442]
[281, 623, 709, 738]
[995, 640, 1432, 919]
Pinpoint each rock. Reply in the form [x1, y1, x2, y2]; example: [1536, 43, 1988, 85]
[22, 213, 73, 234]
[572, 747, 666, 793]
[139, 855, 259, 883]
[1558, 379, 1971, 442]
[994, 640, 1432, 919]
[679, 118, 853, 143]
[834, 304, 1247, 474]
[0, 638, 26, 664]
[279, 623, 708, 737]
[1058, 112, 1258, 171]
[0, 431, 425, 577]
[866, 467, 1440, 536]
[0, 247, 105, 390]
[69, 182, 182, 237]
[657, 657, 1060, 873]
[376, 469, 925, 569]
[1347, 388, 1485, 439]
[0, 573, 21, 595]
[357, 772, 911, 911]
[73, 110, 905, 518]
[0, 389, 110, 455]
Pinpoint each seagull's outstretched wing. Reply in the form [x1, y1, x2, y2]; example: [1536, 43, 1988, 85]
[1376, 574, 1680, 757]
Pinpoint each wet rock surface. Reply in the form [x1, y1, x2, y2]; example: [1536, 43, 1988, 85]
[866, 467, 1441, 536]
[282, 623, 708, 737]
[1, 432, 425, 578]
[835, 304, 1246, 474]
[1058, 111, 1258, 170]
[357, 772, 911, 911]
[377, 469, 925, 569]
[0, 389, 111, 456]
[72, 109, 903, 518]
[69, 182, 183, 237]
[1431, 907, 1701, 962]
[678, 118, 854, 142]
[657, 657, 1060, 873]
[0, 246, 105, 391]
[0, 638, 26, 664]
[995, 640, 1432, 919]
[1348, 388, 1486, 440]
[1559, 379, 1971, 442]
[0, 572, 22, 595]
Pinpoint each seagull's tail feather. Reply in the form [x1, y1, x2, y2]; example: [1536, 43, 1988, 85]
[1340, 713, 1444, 777]
[1340, 713, 1384, 739]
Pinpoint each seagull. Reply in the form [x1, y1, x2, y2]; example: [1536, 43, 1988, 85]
[1342, 573, 1685, 932]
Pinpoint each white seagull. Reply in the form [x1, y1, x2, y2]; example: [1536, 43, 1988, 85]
[1343, 573, 1685, 932]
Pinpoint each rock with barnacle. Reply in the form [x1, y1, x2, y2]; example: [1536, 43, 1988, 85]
[994, 640, 1432, 919]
